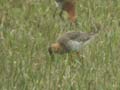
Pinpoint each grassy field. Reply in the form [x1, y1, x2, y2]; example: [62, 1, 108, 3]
[0, 0, 120, 90]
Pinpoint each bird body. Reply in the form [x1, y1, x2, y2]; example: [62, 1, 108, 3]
[48, 31, 98, 56]
[54, 0, 77, 23]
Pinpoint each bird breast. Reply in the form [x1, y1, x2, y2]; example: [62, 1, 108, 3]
[67, 40, 83, 52]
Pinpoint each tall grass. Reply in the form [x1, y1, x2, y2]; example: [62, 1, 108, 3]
[0, 0, 120, 90]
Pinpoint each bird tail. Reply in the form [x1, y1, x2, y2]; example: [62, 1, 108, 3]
[88, 21, 103, 39]
[84, 31, 99, 46]
[84, 22, 104, 46]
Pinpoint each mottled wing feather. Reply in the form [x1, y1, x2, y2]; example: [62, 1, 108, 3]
[57, 31, 96, 52]
[64, 31, 91, 42]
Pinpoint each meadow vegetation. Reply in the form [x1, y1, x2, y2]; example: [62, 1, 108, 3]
[0, 0, 120, 90]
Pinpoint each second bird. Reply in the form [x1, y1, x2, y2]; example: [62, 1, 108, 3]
[54, 0, 77, 23]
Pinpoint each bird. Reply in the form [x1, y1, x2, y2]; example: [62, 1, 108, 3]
[48, 31, 99, 58]
[54, 0, 77, 24]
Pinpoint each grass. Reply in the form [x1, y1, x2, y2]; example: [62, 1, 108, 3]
[0, 0, 120, 90]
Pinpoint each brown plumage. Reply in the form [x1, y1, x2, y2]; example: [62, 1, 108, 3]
[54, 0, 77, 23]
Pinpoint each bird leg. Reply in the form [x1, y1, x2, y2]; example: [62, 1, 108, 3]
[76, 52, 80, 56]
[76, 52, 84, 65]
[67, 53, 75, 68]
[53, 8, 57, 18]
[74, 19, 79, 27]
[59, 9, 64, 21]
[68, 53, 73, 61]
[53, 8, 64, 21]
